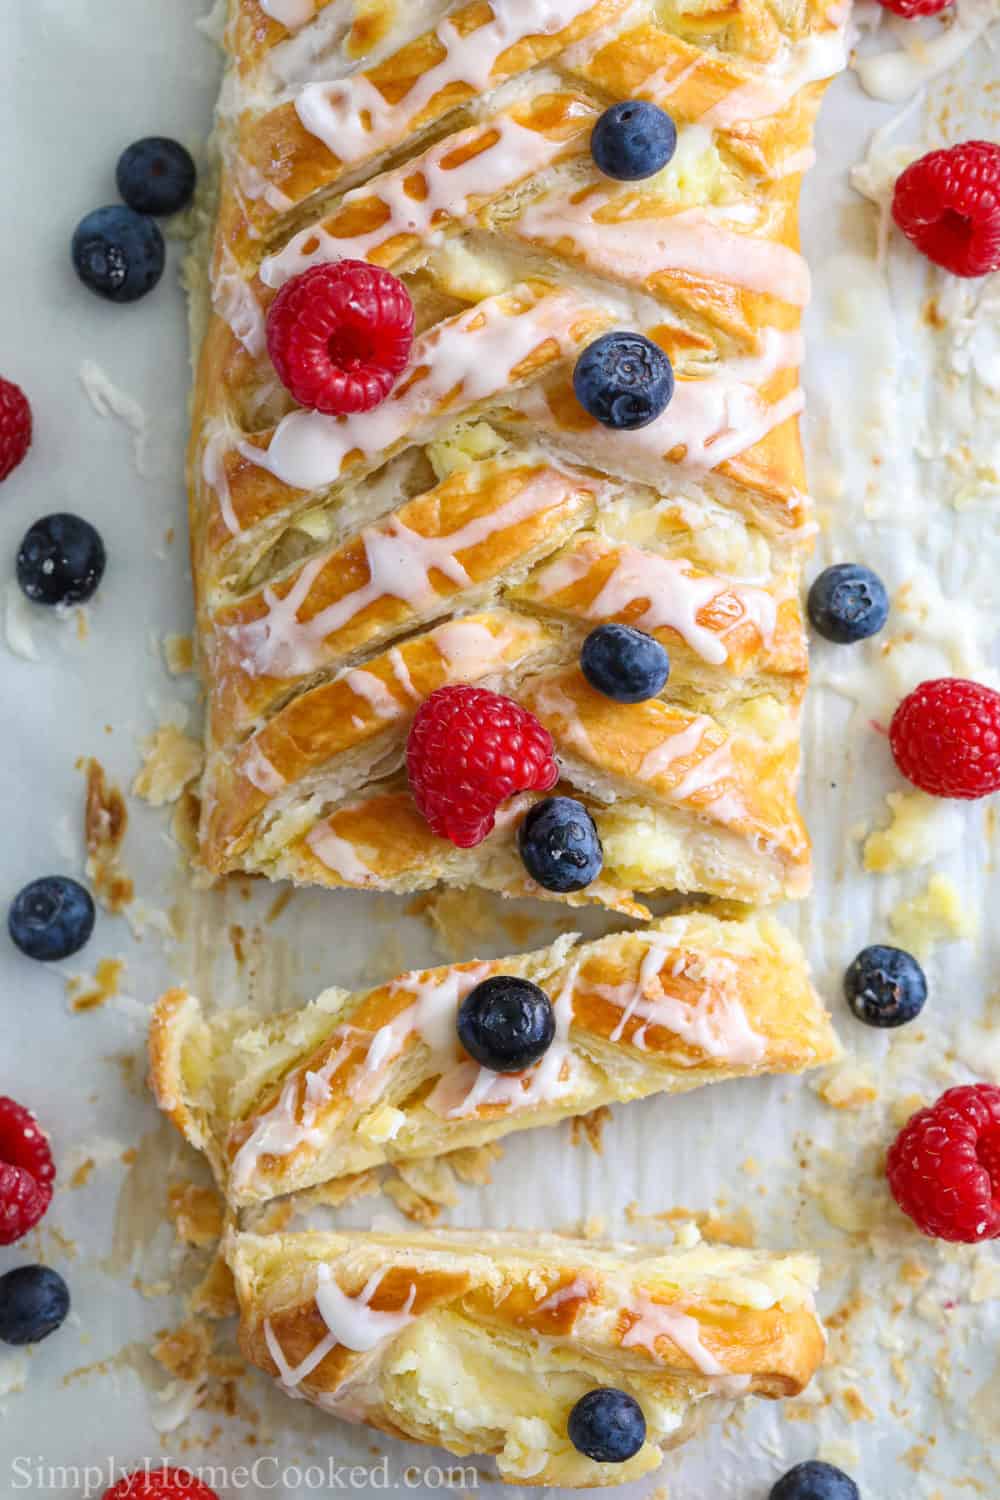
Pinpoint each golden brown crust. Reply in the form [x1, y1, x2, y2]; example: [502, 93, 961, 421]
[186, 0, 849, 907]
[229, 1227, 826, 1486]
[149, 909, 837, 1207]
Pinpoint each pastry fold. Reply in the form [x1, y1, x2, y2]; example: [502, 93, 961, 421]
[149, 907, 838, 1208]
[186, 0, 850, 909]
[229, 1226, 826, 1487]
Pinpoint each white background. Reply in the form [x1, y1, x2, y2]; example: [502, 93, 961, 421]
[1, 3, 999, 1497]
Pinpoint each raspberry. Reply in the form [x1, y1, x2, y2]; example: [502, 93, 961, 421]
[266, 260, 414, 415]
[889, 677, 1000, 799]
[0, 378, 32, 483]
[0, 1098, 55, 1245]
[888, 1084, 1000, 1242]
[892, 140, 1000, 278]
[877, 0, 951, 15]
[102, 1469, 219, 1500]
[407, 686, 559, 848]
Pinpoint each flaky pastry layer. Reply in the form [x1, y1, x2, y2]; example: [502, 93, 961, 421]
[230, 1226, 826, 1486]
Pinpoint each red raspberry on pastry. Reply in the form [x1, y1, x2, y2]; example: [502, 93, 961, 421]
[889, 677, 1000, 799]
[266, 260, 414, 415]
[0, 377, 32, 483]
[888, 1084, 1000, 1242]
[0, 1096, 55, 1245]
[877, 0, 951, 15]
[407, 685, 559, 848]
[102, 1469, 219, 1500]
[892, 140, 1000, 277]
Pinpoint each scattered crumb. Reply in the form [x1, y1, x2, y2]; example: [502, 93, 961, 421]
[863, 791, 961, 873]
[167, 1182, 225, 1249]
[82, 758, 133, 911]
[151, 1320, 212, 1384]
[163, 633, 195, 675]
[394, 1158, 459, 1209]
[66, 956, 125, 1013]
[383, 1175, 444, 1225]
[443, 1142, 503, 1186]
[171, 788, 202, 860]
[266, 887, 294, 923]
[79, 358, 150, 475]
[190, 1251, 239, 1321]
[291, 1170, 381, 1211]
[889, 874, 977, 958]
[133, 725, 203, 806]
[839, 1386, 875, 1423]
[570, 1106, 612, 1155]
[70, 1159, 95, 1189]
[816, 1060, 879, 1111]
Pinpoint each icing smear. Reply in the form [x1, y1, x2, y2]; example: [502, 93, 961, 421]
[854, 0, 998, 103]
[293, 0, 596, 167]
[622, 1291, 751, 1394]
[264, 1266, 416, 1391]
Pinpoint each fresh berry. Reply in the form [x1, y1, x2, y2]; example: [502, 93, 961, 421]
[0, 1097, 55, 1245]
[266, 261, 414, 415]
[844, 944, 926, 1029]
[0, 378, 32, 483]
[770, 1461, 860, 1500]
[101, 1469, 220, 1500]
[807, 563, 889, 644]
[568, 1388, 647, 1463]
[406, 686, 559, 848]
[889, 677, 1000, 799]
[573, 333, 674, 430]
[71, 205, 165, 302]
[877, 0, 951, 13]
[16, 514, 106, 607]
[518, 796, 603, 893]
[591, 101, 677, 181]
[457, 976, 556, 1073]
[581, 624, 670, 703]
[892, 140, 1000, 278]
[888, 1084, 1000, 1242]
[116, 137, 197, 217]
[9, 876, 96, 962]
[0, 1266, 70, 1345]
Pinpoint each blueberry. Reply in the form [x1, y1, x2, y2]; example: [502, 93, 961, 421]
[770, 1460, 860, 1500]
[116, 137, 197, 217]
[71, 205, 165, 303]
[17, 514, 106, 606]
[573, 333, 674, 431]
[0, 1266, 70, 1346]
[9, 876, 95, 962]
[844, 944, 926, 1029]
[457, 976, 555, 1073]
[581, 624, 670, 704]
[591, 101, 677, 181]
[518, 797, 603, 893]
[568, 1388, 646, 1464]
[807, 564, 888, 644]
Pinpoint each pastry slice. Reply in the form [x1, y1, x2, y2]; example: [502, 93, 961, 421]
[229, 1226, 826, 1487]
[149, 908, 838, 1208]
[185, 0, 849, 910]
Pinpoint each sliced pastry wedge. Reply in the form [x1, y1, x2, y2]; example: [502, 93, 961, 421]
[149, 908, 838, 1208]
[229, 1226, 826, 1487]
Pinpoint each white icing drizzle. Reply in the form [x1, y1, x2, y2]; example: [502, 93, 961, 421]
[594, 938, 766, 1063]
[293, 0, 596, 167]
[529, 678, 598, 759]
[234, 155, 295, 216]
[622, 1292, 727, 1375]
[534, 1275, 592, 1314]
[343, 668, 401, 719]
[388, 646, 419, 701]
[637, 715, 714, 781]
[241, 742, 287, 794]
[264, 1267, 416, 1393]
[534, 543, 779, 665]
[432, 617, 519, 676]
[307, 820, 380, 885]
[425, 961, 580, 1118]
[260, 114, 571, 290]
[241, 286, 592, 493]
[213, 248, 267, 356]
[520, 327, 803, 474]
[202, 428, 240, 536]
[226, 469, 572, 679]
[700, 28, 848, 127]
[260, 0, 317, 31]
[515, 195, 811, 307]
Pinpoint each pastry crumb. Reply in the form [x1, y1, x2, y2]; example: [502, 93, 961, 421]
[66, 956, 125, 1013]
[82, 758, 133, 911]
[133, 724, 203, 806]
[889, 873, 976, 958]
[163, 633, 195, 675]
